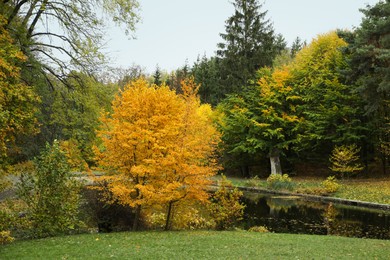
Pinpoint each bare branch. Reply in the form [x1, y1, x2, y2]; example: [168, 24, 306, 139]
[27, 0, 49, 38]
[5, 0, 29, 27]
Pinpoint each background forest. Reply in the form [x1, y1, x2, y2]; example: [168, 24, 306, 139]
[0, 0, 389, 240]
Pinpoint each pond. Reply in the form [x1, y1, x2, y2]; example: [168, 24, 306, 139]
[241, 192, 390, 240]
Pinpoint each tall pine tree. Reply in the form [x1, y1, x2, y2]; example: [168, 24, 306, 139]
[341, 0, 390, 174]
[217, 0, 285, 96]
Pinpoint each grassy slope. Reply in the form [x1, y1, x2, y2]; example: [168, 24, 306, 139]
[1, 231, 390, 259]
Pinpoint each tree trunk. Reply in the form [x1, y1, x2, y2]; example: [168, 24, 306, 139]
[132, 205, 141, 231]
[240, 165, 250, 177]
[165, 201, 174, 231]
[269, 148, 282, 174]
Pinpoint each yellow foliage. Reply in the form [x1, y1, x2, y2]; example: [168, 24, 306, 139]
[322, 176, 341, 193]
[95, 78, 221, 229]
[0, 230, 14, 245]
[59, 139, 89, 172]
[329, 144, 363, 178]
[293, 31, 348, 73]
[0, 15, 40, 157]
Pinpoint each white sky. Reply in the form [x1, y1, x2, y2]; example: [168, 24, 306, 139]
[104, 0, 379, 74]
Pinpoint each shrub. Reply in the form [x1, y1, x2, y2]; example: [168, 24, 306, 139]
[322, 176, 341, 194]
[17, 141, 84, 238]
[0, 199, 32, 240]
[209, 176, 245, 230]
[245, 175, 261, 187]
[0, 230, 14, 245]
[266, 173, 294, 191]
[248, 226, 269, 233]
[329, 144, 363, 178]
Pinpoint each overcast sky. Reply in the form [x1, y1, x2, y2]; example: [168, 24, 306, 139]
[104, 0, 379, 74]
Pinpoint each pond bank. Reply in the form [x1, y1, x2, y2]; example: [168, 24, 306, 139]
[237, 185, 390, 210]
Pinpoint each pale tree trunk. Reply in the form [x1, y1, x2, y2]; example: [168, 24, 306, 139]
[269, 148, 282, 175]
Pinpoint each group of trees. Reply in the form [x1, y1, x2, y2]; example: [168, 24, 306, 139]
[145, 0, 388, 177]
[217, 32, 366, 176]
[0, 0, 389, 240]
[189, 0, 388, 177]
[0, 0, 140, 172]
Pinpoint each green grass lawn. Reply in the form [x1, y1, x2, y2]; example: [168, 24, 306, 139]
[1, 231, 390, 259]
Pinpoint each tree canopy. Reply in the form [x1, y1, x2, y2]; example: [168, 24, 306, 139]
[0, 14, 39, 161]
[95, 78, 220, 230]
[216, 0, 285, 95]
[0, 0, 140, 85]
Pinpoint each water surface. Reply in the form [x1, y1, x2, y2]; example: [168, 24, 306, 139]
[242, 192, 390, 239]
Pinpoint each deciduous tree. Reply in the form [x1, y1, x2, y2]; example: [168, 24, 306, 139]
[17, 141, 82, 238]
[0, 0, 140, 87]
[218, 66, 302, 175]
[95, 78, 220, 230]
[0, 14, 39, 164]
[292, 32, 366, 156]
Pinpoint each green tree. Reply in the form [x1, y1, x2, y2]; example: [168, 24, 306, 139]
[17, 141, 82, 238]
[16, 71, 116, 165]
[218, 66, 302, 175]
[292, 32, 366, 156]
[191, 55, 222, 106]
[290, 37, 306, 58]
[217, 0, 285, 95]
[341, 0, 390, 174]
[153, 65, 163, 86]
[166, 63, 190, 93]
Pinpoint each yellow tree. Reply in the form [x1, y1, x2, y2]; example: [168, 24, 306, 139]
[159, 77, 220, 230]
[0, 15, 39, 158]
[96, 78, 220, 230]
[0, 15, 39, 191]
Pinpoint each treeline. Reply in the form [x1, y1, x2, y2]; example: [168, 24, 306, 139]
[0, 0, 389, 242]
[0, 0, 389, 180]
[154, 0, 389, 177]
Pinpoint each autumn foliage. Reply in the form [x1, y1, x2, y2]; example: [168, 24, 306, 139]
[95, 78, 220, 230]
[0, 15, 39, 159]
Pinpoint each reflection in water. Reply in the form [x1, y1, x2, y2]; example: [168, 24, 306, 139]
[241, 192, 390, 239]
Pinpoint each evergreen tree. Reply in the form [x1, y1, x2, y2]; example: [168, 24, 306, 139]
[290, 37, 306, 58]
[217, 0, 286, 95]
[153, 65, 162, 86]
[340, 0, 390, 174]
[191, 55, 222, 106]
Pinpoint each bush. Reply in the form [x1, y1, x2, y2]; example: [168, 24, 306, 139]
[17, 141, 84, 238]
[266, 174, 294, 191]
[329, 144, 363, 178]
[245, 175, 261, 187]
[0, 199, 32, 240]
[209, 176, 245, 230]
[322, 176, 341, 193]
[248, 226, 269, 233]
[0, 230, 14, 245]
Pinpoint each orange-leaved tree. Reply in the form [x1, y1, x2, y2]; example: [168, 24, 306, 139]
[95, 78, 220, 230]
